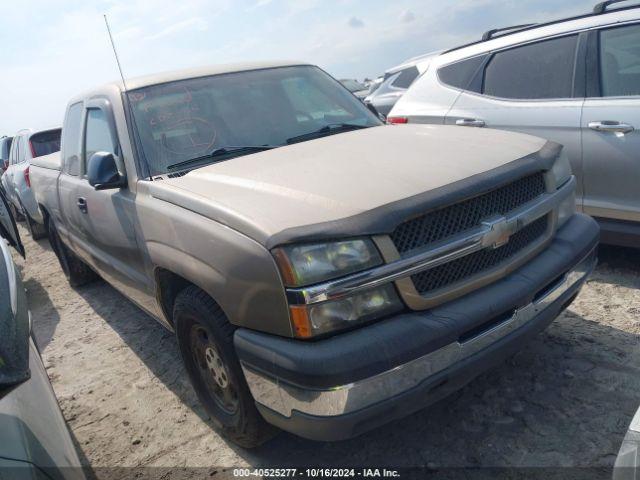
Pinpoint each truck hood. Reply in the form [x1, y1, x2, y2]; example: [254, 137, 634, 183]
[147, 125, 552, 248]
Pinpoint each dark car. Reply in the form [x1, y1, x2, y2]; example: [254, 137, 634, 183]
[0, 188, 85, 480]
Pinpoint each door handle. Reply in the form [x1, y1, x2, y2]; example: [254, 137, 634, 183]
[77, 197, 88, 214]
[588, 121, 634, 134]
[455, 118, 485, 127]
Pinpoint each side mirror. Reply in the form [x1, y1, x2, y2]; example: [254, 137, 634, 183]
[87, 152, 126, 190]
[1, 160, 8, 173]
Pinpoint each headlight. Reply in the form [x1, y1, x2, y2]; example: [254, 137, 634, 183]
[273, 239, 382, 287]
[290, 284, 403, 337]
[550, 149, 575, 227]
[550, 149, 572, 188]
[558, 190, 575, 227]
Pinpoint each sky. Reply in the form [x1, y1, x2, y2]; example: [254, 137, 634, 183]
[0, 0, 596, 134]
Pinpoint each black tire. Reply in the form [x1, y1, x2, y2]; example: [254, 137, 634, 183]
[10, 202, 24, 222]
[47, 217, 97, 288]
[174, 286, 278, 448]
[25, 213, 47, 240]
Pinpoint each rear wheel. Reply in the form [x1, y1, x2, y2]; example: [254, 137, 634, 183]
[25, 213, 47, 240]
[173, 286, 278, 448]
[47, 217, 97, 288]
[9, 203, 24, 222]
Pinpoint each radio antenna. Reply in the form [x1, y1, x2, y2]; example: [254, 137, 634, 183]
[103, 14, 129, 91]
[102, 14, 152, 179]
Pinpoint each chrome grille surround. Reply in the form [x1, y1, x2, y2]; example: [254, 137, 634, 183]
[391, 173, 546, 256]
[410, 215, 549, 295]
[393, 172, 557, 308]
[285, 175, 575, 308]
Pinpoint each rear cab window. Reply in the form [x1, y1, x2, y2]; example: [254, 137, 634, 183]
[29, 129, 62, 158]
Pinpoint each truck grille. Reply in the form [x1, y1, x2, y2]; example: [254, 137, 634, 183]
[390, 172, 546, 255]
[411, 215, 549, 295]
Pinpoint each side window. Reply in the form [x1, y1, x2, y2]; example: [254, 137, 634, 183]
[438, 55, 487, 92]
[391, 67, 419, 89]
[8, 139, 15, 165]
[62, 103, 83, 176]
[12, 137, 23, 165]
[599, 24, 640, 97]
[483, 35, 578, 99]
[0, 138, 11, 162]
[84, 108, 116, 172]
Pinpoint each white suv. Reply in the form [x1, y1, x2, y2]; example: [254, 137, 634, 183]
[388, 0, 640, 247]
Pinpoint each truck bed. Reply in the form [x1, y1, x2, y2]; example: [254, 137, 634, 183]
[30, 152, 61, 171]
[29, 152, 61, 224]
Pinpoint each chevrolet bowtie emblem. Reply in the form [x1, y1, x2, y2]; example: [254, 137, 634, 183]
[481, 216, 513, 249]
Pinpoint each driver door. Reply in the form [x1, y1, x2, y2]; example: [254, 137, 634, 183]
[75, 100, 151, 307]
[581, 23, 640, 226]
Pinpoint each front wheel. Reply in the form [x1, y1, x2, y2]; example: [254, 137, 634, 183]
[173, 286, 278, 448]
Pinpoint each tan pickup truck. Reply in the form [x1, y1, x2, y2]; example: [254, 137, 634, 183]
[29, 61, 599, 447]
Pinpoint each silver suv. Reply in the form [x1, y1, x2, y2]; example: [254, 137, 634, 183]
[389, 0, 640, 247]
[364, 52, 437, 117]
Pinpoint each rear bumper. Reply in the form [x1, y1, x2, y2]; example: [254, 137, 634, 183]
[235, 214, 599, 441]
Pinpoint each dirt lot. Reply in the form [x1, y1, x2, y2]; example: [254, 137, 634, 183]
[10, 225, 640, 477]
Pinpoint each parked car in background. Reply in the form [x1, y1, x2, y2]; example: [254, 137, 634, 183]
[2, 128, 61, 239]
[366, 75, 383, 96]
[0, 188, 85, 480]
[0, 136, 12, 174]
[30, 61, 598, 447]
[339, 78, 369, 99]
[364, 51, 438, 117]
[388, 1, 640, 248]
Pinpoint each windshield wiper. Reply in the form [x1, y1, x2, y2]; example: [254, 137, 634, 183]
[286, 123, 370, 145]
[166, 145, 279, 171]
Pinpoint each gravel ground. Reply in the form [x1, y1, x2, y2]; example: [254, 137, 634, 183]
[10, 225, 640, 478]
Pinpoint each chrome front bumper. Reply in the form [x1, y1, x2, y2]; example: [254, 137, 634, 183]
[243, 250, 596, 419]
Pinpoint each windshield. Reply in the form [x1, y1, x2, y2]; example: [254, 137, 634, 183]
[128, 65, 382, 176]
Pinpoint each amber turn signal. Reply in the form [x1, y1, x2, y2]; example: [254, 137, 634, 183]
[289, 305, 312, 338]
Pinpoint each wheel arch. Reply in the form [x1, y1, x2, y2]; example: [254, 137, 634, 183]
[150, 244, 233, 329]
[154, 267, 225, 328]
[146, 231, 292, 337]
[38, 203, 51, 231]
